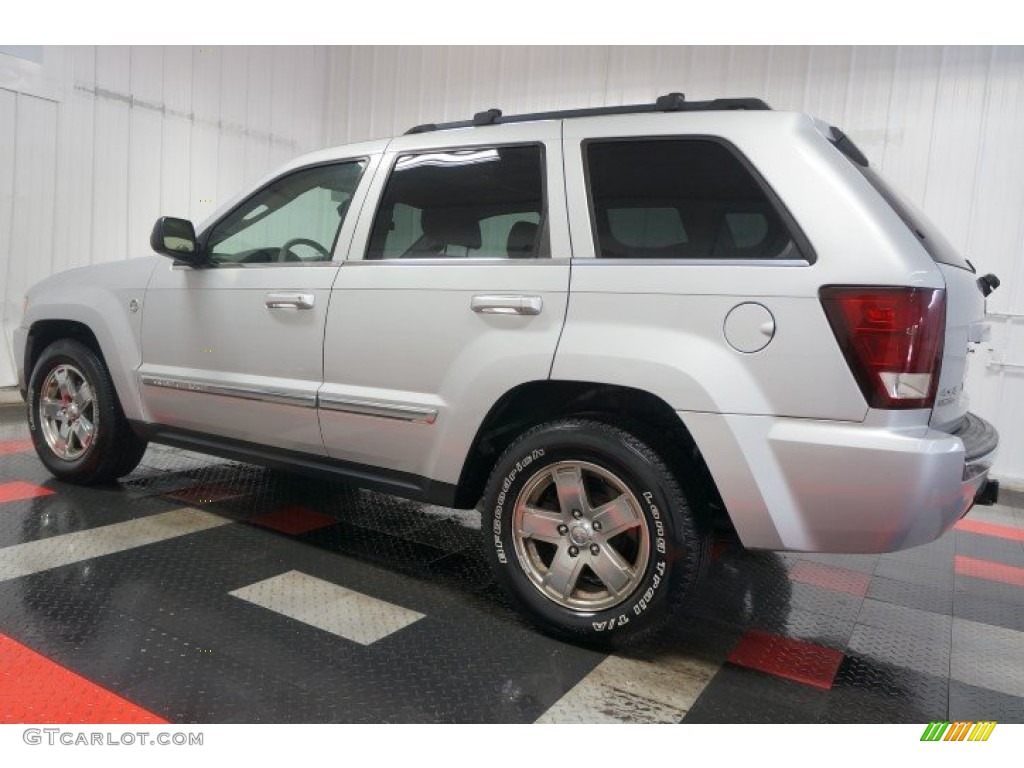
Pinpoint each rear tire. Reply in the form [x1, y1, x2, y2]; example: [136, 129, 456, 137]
[481, 418, 709, 646]
[27, 339, 148, 484]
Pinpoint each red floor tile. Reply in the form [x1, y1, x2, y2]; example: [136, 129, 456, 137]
[727, 629, 845, 690]
[788, 560, 871, 597]
[0, 481, 55, 504]
[0, 439, 34, 457]
[165, 483, 246, 505]
[250, 505, 337, 535]
[955, 555, 1024, 588]
[0, 632, 166, 724]
[955, 518, 1024, 543]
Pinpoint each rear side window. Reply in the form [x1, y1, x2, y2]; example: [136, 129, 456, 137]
[586, 139, 802, 261]
[366, 145, 548, 260]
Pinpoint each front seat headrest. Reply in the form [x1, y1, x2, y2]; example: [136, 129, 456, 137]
[506, 220, 539, 258]
[421, 207, 482, 250]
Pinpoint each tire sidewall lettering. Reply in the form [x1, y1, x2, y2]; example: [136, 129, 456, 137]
[492, 448, 545, 566]
[26, 383, 37, 432]
[492, 442, 673, 636]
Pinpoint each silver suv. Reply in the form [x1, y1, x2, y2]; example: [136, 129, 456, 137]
[13, 94, 1000, 644]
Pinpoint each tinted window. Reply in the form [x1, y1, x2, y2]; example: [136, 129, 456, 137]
[366, 146, 547, 260]
[586, 140, 799, 260]
[207, 161, 366, 265]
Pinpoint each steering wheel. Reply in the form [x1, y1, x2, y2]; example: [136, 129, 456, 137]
[277, 238, 330, 263]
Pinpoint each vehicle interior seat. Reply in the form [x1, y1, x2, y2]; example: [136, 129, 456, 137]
[505, 220, 539, 258]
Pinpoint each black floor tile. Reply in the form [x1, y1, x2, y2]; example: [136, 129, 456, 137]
[955, 574, 1024, 607]
[955, 530, 1024, 567]
[684, 664, 828, 723]
[820, 653, 949, 723]
[953, 591, 1024, 633]
[2, 432, 1024, 723]
[866, 574, 954, 615]
[948, 679, 1024, 722]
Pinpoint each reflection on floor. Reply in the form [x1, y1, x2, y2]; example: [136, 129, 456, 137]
[1, 404, 1022, 723]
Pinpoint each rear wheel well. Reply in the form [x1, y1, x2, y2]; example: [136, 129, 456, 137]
[454, 381, 729, 530]
[26, 321, 107, 381]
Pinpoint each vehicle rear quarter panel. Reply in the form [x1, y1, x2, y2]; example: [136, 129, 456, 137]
[555, 111, 945, 420]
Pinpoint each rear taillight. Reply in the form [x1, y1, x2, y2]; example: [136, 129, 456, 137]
[820, 286, 946, 410]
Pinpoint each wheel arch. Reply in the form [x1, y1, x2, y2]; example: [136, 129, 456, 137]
[452, 380, 728, 529]
[24, 306, 145, 423]
[25, 320, 107, 381]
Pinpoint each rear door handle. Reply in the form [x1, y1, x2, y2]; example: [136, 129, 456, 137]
[471, 295, 543, 316]
[265, 292, 315, 310]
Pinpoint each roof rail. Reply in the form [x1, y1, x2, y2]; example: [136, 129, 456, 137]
[405, 93, 771, 135]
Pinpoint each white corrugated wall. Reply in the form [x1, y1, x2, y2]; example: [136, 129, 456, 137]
[327, 45, 1024, 485]
[2, 46, 1022, 484]
[0, 45, 331, 387]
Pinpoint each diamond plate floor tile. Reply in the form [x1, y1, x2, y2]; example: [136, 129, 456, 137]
[951, 617, 1024, 698]
[948, 679, 1024, 722]
[874, 556, 955, 589]
[953, 590, 1024, 633]
[866, 574, 954, 615]
[684, 663, 829, 723]
[229, 570, 425, 646]
[536, 651, 720, 723]
[821, 654, 949, 723]
[1, 406, 1023, 723]
[956, 532, 1024, 567]
[727, 629, 844, 689]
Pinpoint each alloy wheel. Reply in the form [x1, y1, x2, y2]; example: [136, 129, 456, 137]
[511, 461, 650, 612]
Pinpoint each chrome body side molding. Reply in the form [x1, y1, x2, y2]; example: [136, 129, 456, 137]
[317, 394, 438, 424]
[140, 374, 317, 409]
[141, 374, 438, 424]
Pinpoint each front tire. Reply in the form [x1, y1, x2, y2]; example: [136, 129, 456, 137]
[481, 418, 709, 646]
[27, 339, 148, 484]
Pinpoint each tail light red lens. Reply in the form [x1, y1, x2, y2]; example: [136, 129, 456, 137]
[820, 286, 946, 410]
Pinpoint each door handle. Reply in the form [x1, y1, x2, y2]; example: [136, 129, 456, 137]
[265, 292, 315, 310]
[471, 295, 543, 316]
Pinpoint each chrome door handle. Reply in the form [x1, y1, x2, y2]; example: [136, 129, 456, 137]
[471, 295, 543, 316]
[265, 292, 315, 310]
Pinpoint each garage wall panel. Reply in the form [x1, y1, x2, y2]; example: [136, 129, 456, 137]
[0, 45, 330, 389]
[0, 90, 18, 382]
[924, 47, 991, 252]
[10, 97, 59, 310]
[2, 45, 1022, 484]
[51, 48, 97, 276]
[325, 45, 1024, 483]
[843, 46, 897, 162]
[128, 107, 163, 259]
[243, 46, 273, 184]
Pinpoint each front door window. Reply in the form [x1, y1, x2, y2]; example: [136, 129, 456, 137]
[206, 161, 367, 265]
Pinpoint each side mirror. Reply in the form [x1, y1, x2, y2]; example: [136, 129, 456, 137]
[150, 217, 203, 265]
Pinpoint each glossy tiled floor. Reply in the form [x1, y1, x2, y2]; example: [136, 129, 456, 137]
[0, 401, 1022, 723]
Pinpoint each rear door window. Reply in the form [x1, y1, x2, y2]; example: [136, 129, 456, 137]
[585, 139, 804, 261]
[366, 145, 548, 260]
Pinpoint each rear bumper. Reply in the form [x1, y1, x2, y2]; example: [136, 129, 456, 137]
[680, 410, 998, 554]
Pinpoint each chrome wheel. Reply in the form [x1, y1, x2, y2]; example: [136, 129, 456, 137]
[38, 364, 97, 461]
[512, 461, 650, 612]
